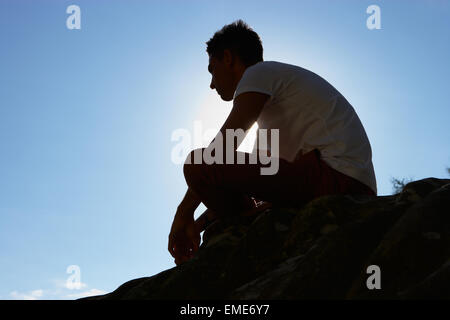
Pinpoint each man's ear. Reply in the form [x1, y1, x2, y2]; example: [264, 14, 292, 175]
[223, 49, 234, 67]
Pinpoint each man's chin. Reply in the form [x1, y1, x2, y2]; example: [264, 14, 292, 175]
[220, 94, 233, 102]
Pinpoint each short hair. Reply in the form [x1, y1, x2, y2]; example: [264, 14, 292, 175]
[206, 19, 263, 67]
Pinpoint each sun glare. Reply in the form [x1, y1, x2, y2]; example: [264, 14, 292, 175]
[194, 91, 258, 153]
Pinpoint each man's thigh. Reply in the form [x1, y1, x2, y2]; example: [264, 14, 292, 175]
[195, 148, 317, 207]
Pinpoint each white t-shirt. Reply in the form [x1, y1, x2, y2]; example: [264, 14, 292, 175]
[233, 61, 377, 194]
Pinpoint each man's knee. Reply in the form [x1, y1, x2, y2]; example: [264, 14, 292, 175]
[183, 148, 206, 184]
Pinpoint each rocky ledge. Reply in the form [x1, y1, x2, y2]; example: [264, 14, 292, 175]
[84, 178, 450, 299]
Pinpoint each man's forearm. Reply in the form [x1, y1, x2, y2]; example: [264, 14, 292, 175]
[177, 187, 201, 214]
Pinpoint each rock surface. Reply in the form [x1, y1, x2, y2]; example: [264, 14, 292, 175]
[84, 178, 450, 300]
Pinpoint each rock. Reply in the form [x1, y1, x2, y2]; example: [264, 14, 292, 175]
[82, 177, 450, 300]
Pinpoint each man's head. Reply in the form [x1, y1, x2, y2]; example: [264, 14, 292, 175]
[206, 20, 263, 101]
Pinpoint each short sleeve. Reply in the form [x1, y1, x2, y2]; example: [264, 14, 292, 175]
[233, 62, 274, 100]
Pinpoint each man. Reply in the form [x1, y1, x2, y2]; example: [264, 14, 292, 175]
[168, 20, 377, 265]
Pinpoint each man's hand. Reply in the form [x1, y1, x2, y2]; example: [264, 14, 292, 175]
[168, 208, 201, 265]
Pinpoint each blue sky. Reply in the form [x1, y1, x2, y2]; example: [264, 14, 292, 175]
[1, 0, 449, 299]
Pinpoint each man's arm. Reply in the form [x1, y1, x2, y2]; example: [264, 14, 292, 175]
[177, 187, 201, 216]
[208, 91, 270, 156]
[178, 91, 270, 216]
[169, 187, 201, 265]
[169, 91, 270, 264]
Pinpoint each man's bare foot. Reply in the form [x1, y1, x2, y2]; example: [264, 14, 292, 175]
[241, 201, 272, 217]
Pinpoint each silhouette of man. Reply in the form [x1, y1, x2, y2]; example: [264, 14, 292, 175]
[168, 20, 376, 265]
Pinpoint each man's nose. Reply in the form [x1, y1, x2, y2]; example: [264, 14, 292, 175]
[210, 81, 215, 90]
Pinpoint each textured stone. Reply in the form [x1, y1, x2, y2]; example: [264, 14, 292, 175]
[83, 177, 450, 300]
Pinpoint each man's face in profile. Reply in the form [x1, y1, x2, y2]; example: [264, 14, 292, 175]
[208, 54, 234, 102]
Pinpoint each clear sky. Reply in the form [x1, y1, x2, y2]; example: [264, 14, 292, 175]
[1, 0, 449, 299]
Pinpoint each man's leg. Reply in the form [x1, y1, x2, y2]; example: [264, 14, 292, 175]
[194, 200, 273, 232]
[186, 147, 375, 233]
[183, 148, 317, 219]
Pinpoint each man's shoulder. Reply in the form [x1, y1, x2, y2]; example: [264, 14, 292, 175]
[246, 61, 311, 81]
[250, 60, 299, 70]
[236, 61, 311, 99]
